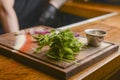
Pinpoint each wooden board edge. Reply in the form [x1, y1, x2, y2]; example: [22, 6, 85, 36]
[65, 44, 119, 79]
[0, 45, 68, 80]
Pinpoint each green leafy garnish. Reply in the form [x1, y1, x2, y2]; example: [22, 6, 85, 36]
[33, 29, 84, 61]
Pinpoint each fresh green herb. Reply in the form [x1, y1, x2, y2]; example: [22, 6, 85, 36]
[33, 29, 84, 61]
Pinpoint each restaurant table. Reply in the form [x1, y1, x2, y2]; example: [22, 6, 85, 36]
[0, 2, 120, 80]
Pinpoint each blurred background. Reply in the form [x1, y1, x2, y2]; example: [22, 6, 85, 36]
[0, 0, 120, 34]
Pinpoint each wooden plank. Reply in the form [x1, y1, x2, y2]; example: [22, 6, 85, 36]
[60, 2, 110, 18]
[0, 27, 119, 79]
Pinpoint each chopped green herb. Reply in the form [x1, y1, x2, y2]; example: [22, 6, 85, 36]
[33, 29, 84, 61]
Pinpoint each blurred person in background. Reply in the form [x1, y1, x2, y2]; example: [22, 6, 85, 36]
[0, 0, 68, 33]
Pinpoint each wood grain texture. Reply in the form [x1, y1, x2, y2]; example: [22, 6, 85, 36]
[0, 1, 120, 80]
[0, 29, 119, 79]
[60, 2, 110, 18]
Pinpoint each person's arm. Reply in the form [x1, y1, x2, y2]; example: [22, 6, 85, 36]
[0, 0, 19, 33]
[50, 0, 67, 9]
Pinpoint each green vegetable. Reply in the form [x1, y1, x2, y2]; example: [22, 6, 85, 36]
[33, 29, 84, 61]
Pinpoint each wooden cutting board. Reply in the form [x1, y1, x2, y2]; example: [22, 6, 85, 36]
[0, 26, 119, 80]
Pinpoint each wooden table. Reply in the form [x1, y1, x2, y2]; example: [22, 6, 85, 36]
[0, 21, 120, 80]
[0, 2, 120, 80]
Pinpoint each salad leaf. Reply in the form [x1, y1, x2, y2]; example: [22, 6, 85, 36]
[33, 29, 84, 61]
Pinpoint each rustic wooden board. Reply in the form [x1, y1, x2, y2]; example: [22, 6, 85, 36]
[0, 27, 119, 80]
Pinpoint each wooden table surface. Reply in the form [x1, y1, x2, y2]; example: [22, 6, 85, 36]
[0, 2, 120, 80]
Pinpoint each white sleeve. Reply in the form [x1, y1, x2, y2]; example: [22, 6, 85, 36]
[50, 0, 68, 9]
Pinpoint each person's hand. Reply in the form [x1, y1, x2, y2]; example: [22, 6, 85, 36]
[39, 4, 57, 26]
